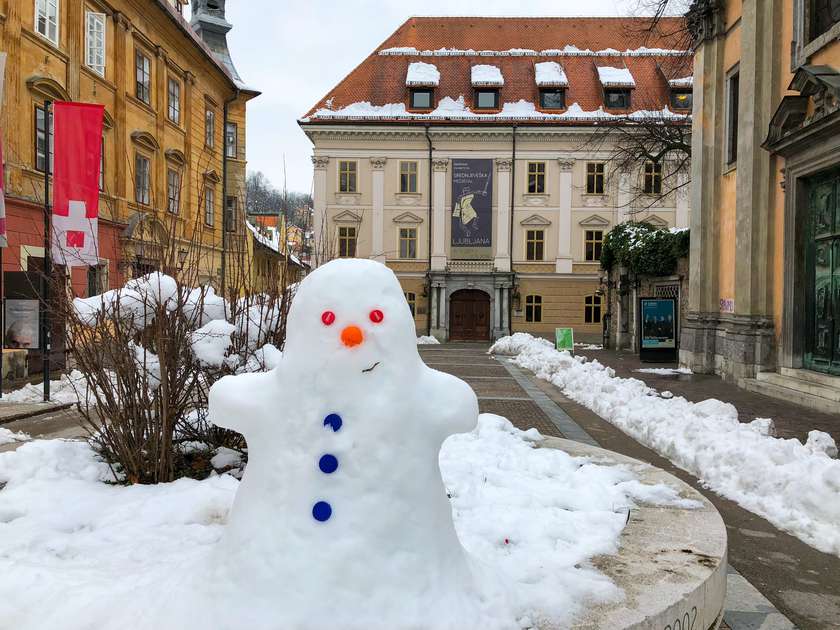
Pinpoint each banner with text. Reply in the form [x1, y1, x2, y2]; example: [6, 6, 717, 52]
[51, 102, 104, 267]
[451, 158, 492, 257]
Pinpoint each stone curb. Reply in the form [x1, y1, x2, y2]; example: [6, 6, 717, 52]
[0, 402, 75, 426]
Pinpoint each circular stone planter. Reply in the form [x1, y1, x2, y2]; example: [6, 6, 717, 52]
[540, 437, 727, 630]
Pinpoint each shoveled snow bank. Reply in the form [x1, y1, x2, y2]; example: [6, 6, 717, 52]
[0, 427, 30, 446]
[490, 333, 840, 557]
[417, 335, 440, 345]
[0, 414, 695, 629]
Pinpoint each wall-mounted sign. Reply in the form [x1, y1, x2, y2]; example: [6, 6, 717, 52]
[639, 297, 678, 362]
[555, 327, 574, 353]
[451, 159, 492, 257]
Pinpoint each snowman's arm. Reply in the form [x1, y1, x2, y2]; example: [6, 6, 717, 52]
[423, 369, 479, 437]
[208, 371, 277, 435]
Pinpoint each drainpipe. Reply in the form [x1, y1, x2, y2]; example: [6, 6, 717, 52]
[220, 91, 239, 298]
[508, 125, 517, 336]
[425, 125, 433, 336]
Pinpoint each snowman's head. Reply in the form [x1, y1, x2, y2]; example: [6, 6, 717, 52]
[283, 259, 421, 375]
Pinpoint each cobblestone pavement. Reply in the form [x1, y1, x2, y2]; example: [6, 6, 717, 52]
[588, 348, 839, 444]
[419, 343, 840, 630]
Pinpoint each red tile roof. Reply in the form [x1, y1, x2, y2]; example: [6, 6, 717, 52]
[301, 16, 691, 125]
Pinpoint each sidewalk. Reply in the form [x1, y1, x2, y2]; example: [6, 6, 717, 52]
[587, 348, 839, 444]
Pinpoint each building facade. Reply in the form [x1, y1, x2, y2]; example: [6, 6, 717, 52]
[0, 0, 256, 296]
[301, 17, 691, 342]
[683, 0, 840, 412]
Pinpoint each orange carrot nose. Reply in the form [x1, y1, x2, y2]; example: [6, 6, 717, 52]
[340, 325, 364, 348]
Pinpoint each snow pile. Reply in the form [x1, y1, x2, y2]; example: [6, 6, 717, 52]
[0, 414, 697, 629]
[634, 367, 693, 376]
[190, 320, 237, 368]
[417, 335, 440, 345]
[490, 333, 840, 556]
[406, 61, 440, 86]
[597, 66, 636, 87]
[534, 61, 568, 86]
[471, 64, 504, 86]
[575, 343, 603, 351]
[0, 427, 30, 446]
[0, 370, 91, 405]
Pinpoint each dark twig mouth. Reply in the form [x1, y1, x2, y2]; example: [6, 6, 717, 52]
[362, 362, 381, 374]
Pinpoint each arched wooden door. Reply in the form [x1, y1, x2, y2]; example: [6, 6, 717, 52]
[449, 289, 491, 341]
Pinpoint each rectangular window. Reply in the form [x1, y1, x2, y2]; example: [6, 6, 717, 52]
[400, 161, 418, 193]
[225, 196, 237, 232]
[539, 88, 565, 109]
[35, 0, 59, 45]
[526, 229, 545, 261]
[525, 295, 542, 323]
[584, 230, 604, 262]
[135, 51, 151, 104]
[586, 162, 605, 194]
[35, 105, 54, 173]
[99, 136, 105, 192]
[670, 89, 692, 110]
[405, 292, 417, 318]
[338, 226, 357, 258]
[204, 186, 215, 226]
[409, 89, 433, 109]
[643, 161, 663, 195]
[726, 71, 739, 165]
[135, 154, 151, 205]
[527, 162, 546, 194]
[205, 107, 215, 148]
[167, 78, 181, 124]
[810, 0, 840, 40]
[399, 227, 417, 259]
[167, 168, 180, 214]
[604, 89, 631, 109]
[225, 122, 237, 158]
[339, 161, 357, 193]
[85, 12, 106, 76]
[585, 295, 602, 324]
[87, 263, 108, 297]
[474, 89, 499, 109]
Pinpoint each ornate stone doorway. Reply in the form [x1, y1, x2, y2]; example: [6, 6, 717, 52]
[449, 289, 491, 341]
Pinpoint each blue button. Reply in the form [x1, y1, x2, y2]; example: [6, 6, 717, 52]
[312, 501, 332, 522]
[323, 414, 342, 432]
[319, 454, 338, 474]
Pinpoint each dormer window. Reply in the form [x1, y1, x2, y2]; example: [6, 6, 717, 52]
[539, 88, 565, 109]
[410, 88, 434, 110]
[670, 89, 693, 110]
[605, 89, 631, 109]
[474, 89, 499, 109]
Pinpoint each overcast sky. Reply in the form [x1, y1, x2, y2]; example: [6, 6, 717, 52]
[220, 1, 650, 195]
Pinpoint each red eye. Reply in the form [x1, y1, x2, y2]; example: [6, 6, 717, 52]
[369, 309, 384, 324]
[321, 311, 336, 326]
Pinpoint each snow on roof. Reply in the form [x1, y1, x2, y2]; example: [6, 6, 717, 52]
[308, 97, 688, 123]
[406, 62, 440, 87]
[379, 46, 690, 57]
[667, 76, 693, 88]
[471, 64, 504, 86]
[246, 221, 280, 254]
[534, 61, 568, 87]
[597, 65, 636, 88]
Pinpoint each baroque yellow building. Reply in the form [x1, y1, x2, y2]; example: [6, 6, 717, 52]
[0, 0, 257, 291]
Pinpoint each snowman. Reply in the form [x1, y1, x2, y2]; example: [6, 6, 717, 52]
[207, 258, 514, 630]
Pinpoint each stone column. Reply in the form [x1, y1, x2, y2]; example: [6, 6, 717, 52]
[370, 157, 386, 262]
[66, 0, 83, 100]
[312, 156, 330, 266]
[675, 167, 690, 228]
[431, 158, 449, 271]
[113, 13, 131, 221]
[494, 158, 512, 272]
[556, 159, 574, 273]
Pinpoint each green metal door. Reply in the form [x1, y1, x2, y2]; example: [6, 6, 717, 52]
[805, 170, 840, 375]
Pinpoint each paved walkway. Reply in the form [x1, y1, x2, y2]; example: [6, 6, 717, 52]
[419, 343, 840, 630]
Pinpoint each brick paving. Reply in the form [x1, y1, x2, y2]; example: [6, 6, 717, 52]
[585, 348, 839, 444]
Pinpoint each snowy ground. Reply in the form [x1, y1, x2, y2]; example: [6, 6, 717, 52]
[490, 333, 840, 557]
[0, 414, 695, 629]
[0, 370, 90, 405]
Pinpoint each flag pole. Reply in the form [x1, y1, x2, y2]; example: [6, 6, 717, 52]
[42, 100, 51, 402]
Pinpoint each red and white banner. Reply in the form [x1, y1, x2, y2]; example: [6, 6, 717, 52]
[0, 51, 8, 248]
[51, 101, 104, 266]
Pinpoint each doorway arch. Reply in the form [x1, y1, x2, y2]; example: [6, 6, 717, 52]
[449, 289, 491, 341]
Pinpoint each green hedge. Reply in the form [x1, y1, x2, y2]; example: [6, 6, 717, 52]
[600, 222, 689, 276]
